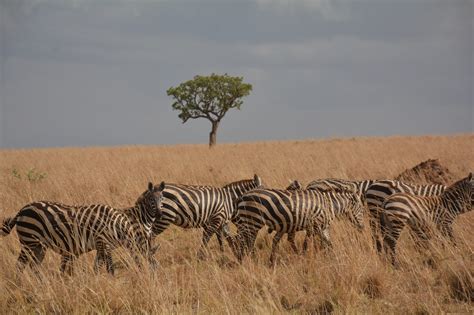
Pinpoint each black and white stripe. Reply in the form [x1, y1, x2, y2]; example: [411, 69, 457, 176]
[229, 188, 365, 264]
[307, 178, 375, 202]
[152, 175, 262, 256]
[365, 180, 446, 251]
[0, 182, 165, 274]
[380, 173, 473, 265]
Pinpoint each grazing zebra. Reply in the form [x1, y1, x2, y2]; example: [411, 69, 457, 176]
[229, 188, 365, 264]
[152, 175, 262, 257]
[365, 180, 446, 252]
[380, 173, 473, 266]
[0, 182, 165, 275]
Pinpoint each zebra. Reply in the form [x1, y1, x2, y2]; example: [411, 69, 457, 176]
[380, 173, 473, 266]
[0, 182, 165, 275]
[151, 175, 262, 257]
[228, 188, 365, 264]
[365, 180, 446, 252]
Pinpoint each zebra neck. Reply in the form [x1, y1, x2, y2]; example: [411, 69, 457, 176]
[123, 205, 154, 231]
[224, 184, 249, 200]
[321, 192, 345, 218]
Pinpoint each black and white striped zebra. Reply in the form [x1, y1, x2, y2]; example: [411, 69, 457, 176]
[0, 182, 165, 275]
[229, 188, 365, 264]
[365, 180, 446, 252]
[152, 175, 262, 257]
[380, 173, 473, 265]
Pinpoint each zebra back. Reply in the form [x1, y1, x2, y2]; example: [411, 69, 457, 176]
[306, 178, 375, 202]
[235, 188, 365, 235]
[365, 179, 446, 215]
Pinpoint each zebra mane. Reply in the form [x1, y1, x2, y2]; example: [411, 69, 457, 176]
[308, 186, 357, 194]
[222, 175, 260, 189]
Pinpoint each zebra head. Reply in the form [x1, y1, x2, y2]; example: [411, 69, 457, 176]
[445, 173, 474, 213]
[135, 181, 166, 228]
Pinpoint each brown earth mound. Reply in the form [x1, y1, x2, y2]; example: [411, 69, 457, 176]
[396, 158, 453, 185]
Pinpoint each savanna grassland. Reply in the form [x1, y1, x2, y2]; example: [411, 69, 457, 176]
[0, 134, 473, 314]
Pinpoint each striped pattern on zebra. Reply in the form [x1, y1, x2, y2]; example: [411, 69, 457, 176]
[380, 173, 473, 266]
[152, 175, 262, 257]
[0, 182, 165, 275]
[306, 178, 375, 198]
[228, 188, 365, 264]
[265, 180, 304, 235]
[365, 180, 446, 252]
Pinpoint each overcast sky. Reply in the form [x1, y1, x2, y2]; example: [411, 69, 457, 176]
[0, 0, 472, 148]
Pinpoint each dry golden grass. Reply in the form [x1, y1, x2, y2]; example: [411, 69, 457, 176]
[0, 134, 473, 314]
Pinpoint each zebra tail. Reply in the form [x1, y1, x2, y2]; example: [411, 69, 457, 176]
[0, 216, 17, 236]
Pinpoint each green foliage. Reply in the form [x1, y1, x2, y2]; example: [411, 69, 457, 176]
[167, 73, 252, 123]
[11, 167, 47, 183]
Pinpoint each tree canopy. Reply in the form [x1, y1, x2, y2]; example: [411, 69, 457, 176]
[167, 73, 252, 146]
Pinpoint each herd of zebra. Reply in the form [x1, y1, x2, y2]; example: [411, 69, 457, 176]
[1, 172, 472, 274]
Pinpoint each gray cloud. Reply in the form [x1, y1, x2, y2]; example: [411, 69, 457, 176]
[0, 0, 472, 148]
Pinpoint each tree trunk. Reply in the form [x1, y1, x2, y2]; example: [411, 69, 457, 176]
[209, 120, 219, 148]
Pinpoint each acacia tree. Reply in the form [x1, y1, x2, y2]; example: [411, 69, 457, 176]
[167, 73, 252, 147]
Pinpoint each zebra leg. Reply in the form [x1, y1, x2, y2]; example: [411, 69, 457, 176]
[16, 248, 30, 273]
[303, 228, 314, 253]
[380, 214, 404, 267]
[94, 243, 106, 273]
[241, 230, 258, 262]
[60, 254, 76, 275]
[269, 231, 284, 266]
[370, 215, 383, 253]
[95, 241, 114, 275]
[216, 226, 226, 252]
[440, 224, 456, 247]
[287, 231, 299, 254]
[410, 225, 431, 251]
[319, 228, 333, 250]
[197, 219, 222, 259]
[16, 245, 46, 273]
[103, 248, 114, 275]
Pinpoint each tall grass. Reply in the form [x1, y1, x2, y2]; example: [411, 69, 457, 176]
[0, 134, 473, 313]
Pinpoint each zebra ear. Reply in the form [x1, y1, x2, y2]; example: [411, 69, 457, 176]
[254, 174, 261, 186]
[148, 182, 154, 192]
[469, 173, 473, 181]
[155, 181, 165, 192]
